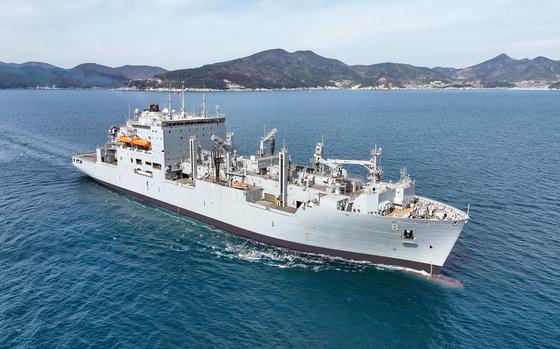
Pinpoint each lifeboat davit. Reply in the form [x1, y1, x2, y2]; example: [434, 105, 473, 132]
[119, 134, 151, 149]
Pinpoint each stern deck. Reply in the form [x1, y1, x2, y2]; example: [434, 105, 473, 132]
[73, 152, 97, 163]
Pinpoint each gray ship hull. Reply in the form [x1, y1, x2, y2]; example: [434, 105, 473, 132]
[73, 153, 465, 275]
[94, 177, 443, 274]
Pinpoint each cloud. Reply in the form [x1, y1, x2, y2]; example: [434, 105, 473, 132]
[1, 0, 559, 69]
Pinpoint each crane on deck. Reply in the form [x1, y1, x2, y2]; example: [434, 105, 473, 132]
[322, 145, 384, 185]
[258, 128, 277, 157]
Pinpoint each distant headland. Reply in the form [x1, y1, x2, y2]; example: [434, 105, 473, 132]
[2, 49, 560, 90]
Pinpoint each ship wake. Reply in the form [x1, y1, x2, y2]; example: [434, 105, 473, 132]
[212, 241, 372, 273]
[210, 238, 464, 287]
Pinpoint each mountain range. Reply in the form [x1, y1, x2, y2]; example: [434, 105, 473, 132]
[1, 50, 560, 89]
[0, 61, 167, 89]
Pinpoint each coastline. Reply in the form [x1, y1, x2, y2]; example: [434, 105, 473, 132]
[2, 86, 559, 92]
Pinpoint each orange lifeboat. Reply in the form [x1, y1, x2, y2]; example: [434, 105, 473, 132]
[232, 180, 248, 189]
[119, 134, 151, 149]
[132, 138, 151, 148]
[119, 135, 132, 143]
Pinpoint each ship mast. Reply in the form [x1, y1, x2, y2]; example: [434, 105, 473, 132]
[370, 145, 383, 185]
[167, 86, 172, 119]
[202, 91, 207, 117]
[181, 82, 186, 116]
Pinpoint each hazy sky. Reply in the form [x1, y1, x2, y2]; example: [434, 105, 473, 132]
[1, 0, 559, 70]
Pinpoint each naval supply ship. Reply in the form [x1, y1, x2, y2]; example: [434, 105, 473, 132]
[72, 94, 469, 275]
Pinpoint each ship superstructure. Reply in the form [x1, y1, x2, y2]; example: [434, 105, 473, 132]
[73, 95, 468, 274]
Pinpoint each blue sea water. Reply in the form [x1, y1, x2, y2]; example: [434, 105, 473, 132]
[0, 89, 559, 348]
